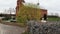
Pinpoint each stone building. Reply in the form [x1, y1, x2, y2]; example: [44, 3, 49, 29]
[40, 9, 47, 17]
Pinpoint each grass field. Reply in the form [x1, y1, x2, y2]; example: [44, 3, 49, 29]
[47, 17, 60, 21]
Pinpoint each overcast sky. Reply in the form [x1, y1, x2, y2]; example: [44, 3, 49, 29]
[0, 0, 17, 11]
[0, 0, 60, 16]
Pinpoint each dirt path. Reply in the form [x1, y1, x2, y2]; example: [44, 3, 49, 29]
[0, 23, 25, 34]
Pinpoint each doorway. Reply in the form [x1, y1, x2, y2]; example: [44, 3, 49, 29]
[43, 14, 47, 20]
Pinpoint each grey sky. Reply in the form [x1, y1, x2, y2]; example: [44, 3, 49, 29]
[0, 0, 17, 11]
[0, 0, 60, 16]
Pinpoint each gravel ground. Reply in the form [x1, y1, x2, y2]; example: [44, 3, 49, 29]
[27, 20, 60, 34]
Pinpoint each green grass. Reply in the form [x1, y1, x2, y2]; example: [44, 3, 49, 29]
[48, 17, 60, 21]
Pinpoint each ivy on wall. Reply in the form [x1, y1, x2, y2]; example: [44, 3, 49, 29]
[17, 3, 41, 23]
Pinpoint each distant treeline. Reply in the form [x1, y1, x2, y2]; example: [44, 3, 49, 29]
[0, 14, 15, 17]
[47, 15, 59, 18]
